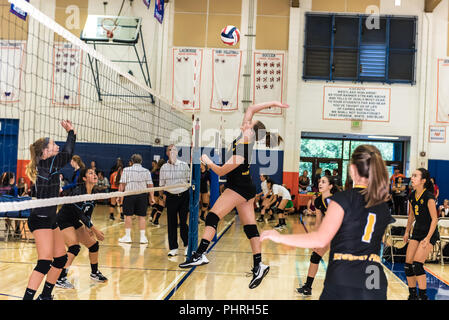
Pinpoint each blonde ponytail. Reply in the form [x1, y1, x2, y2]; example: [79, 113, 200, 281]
[26, 138, 48, 183]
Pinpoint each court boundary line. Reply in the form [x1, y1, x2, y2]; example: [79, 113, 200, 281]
[162, 216, 236, 300]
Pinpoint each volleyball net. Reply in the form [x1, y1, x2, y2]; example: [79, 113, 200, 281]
[0, 0, 197, 213]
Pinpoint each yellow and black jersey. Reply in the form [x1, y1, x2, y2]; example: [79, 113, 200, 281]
[324, 187, 392, 289]
[409, 189, 436, 233]
[224, 133, 254, 186]
[314, 195, 330, 216]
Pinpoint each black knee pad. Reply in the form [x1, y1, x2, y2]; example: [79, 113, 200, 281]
[243, 224, 260, 239]
[404, 263, 415, 277]
[51, 254, 68, 269]
[88, 241, 99, 253]
[67, 244, 81, 256]
[205, 211, 220, 230]
[109, 204, 116, 208]
[413, 261, 425, 276]
[310, 251, 322, 264]
[202, 203, 209, 209]
[156, 204, 164, 212]
[278, 208, 285, 215]
[271, 206, 278, 214]
[34, 259, 52, 275]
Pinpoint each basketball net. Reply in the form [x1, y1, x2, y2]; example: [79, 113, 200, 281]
[101, 18, 117, 39]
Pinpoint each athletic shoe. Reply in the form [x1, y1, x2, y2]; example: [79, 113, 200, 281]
[248, 263, 270, 289]
[109, 213, 115, 221]
[256, 216, 264, 222]
[36, 294, 53, 300]
[179, 252, 209, 268]
[274, 223, 285, 230]
[296, 285, 312, 296]
[168, 248, 178, 257]
[118, 235, 132, 243]
[152, 221, 160, 228]
[267, 215, 275, 221]
[55, 277, 74, 289]
[140, 236, 149, 244]
[149, 216, 153, 222]
[408, 293, 419, 300]
[90, 271, 108, 282]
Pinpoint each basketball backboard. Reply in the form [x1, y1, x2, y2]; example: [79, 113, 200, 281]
[81, 15, 142, 44]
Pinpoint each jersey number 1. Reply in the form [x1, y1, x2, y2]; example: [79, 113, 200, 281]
[362, 213, 377, 243]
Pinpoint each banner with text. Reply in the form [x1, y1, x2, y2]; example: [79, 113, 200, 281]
[0, 41, 25, 103]
[323, 86, 390, 122]
[210, 49, 242, 112]
[429, 126, 446, 143]
[172, 48, 203, 111]
[252, 52, 285, 115]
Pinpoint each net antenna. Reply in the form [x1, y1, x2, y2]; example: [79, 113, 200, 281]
[81, 15, 154, 103]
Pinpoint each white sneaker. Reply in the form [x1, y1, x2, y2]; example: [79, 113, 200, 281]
[118, 235, 132, 243]
[248, 263, 270, 289]
[179, 252, 209, 268]
[168, 248, 178, 257]
[140, 236, 148, 244]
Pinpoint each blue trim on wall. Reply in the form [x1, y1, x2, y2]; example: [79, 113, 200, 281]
[428, 159, 449, 204]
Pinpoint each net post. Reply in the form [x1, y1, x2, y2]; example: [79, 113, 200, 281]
[188, 118, 201, 258]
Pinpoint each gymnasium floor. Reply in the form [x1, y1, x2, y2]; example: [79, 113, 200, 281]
[1, 205, 448, 300]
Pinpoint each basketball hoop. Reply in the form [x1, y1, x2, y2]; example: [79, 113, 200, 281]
[101, 18, 117, 39]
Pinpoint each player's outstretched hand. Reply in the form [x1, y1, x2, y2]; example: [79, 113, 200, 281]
[60, 120, 76, 134]
[260, 229, 282, 243]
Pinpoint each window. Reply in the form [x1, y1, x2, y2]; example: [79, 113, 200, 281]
[303, 13, 417, 84]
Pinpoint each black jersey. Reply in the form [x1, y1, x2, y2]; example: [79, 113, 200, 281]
[324, 187, 392, 289]
[32, 131, 76, 216]
[224, 133, 255, 187]
[314, 195, 330, 216]
[57, 184, 96, 228]
[409, 189, 437, 233]
[200, 169, 210, 193]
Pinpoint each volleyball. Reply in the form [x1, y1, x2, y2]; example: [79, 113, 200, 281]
[221, 25, 240, 46]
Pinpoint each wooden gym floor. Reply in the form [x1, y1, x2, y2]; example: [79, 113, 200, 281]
[1, 204, 447, 300]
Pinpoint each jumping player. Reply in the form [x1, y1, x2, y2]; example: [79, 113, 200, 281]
[179, 101, 288, 290]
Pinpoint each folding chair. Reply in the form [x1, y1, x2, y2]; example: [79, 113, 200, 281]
[438, 218, 449, 265]
[385, 215, 409, 261]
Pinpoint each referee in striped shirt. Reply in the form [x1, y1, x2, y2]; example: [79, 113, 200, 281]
[159, 144, 190, 257]
[118, 154, 155, 244]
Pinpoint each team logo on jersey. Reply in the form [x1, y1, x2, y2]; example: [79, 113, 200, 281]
[420, 199, 424, 204]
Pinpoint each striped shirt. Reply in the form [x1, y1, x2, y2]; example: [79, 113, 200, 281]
[159, 160, 190, 194]
[120, 164, 153, 192]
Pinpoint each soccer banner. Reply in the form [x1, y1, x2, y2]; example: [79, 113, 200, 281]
[253, 52, 285, 115]
[437, 59, 449, 123]
[172, 48, 203, 111]
[210, 49, 242, 112]
[0, 41, 25, 103]
[52, 43, 82, 106]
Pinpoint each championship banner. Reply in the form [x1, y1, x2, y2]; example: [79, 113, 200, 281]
[253, 52, 285, 115]
[0, 41, 25, 103]
[154, 0, 164, 24]
[437, 59, 449, 123]
[172, 48, 203, 111]
[210, 49, 242, 112]
[52, 43, 82, 106]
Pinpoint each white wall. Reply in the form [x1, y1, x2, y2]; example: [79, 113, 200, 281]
[2, 0, 449, 176]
